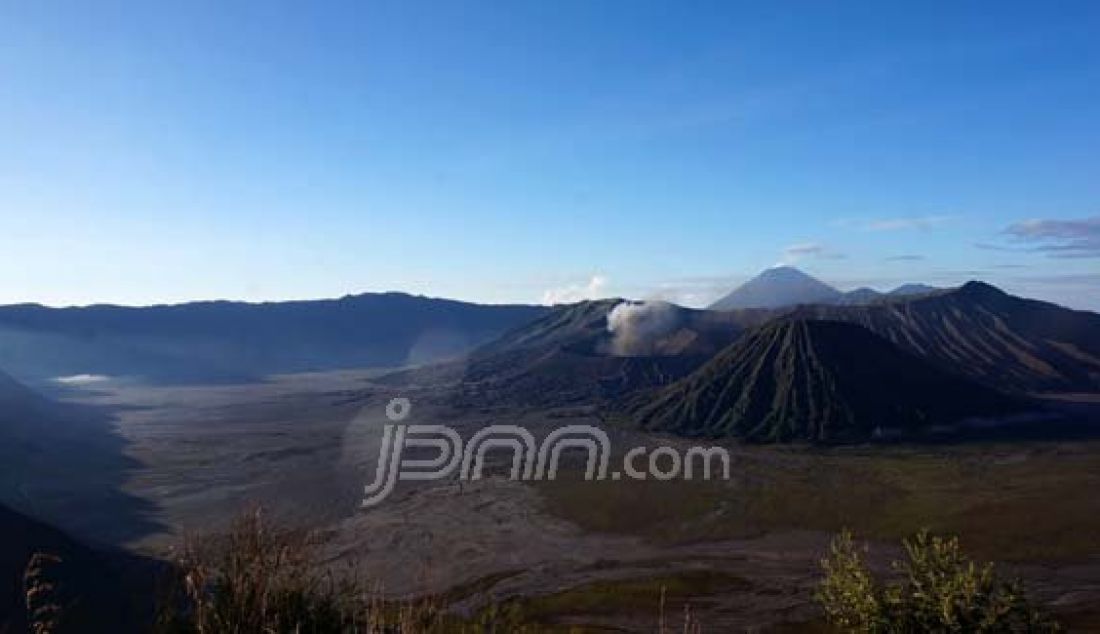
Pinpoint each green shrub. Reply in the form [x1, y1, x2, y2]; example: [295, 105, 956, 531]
[816, 530, 1061, 633]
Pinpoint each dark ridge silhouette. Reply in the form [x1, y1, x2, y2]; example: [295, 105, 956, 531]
[802, 281, 1100, 393]
[0, 293, 549, 385]
[0, 503, 155, 632]
[631, 319, 1023, 443]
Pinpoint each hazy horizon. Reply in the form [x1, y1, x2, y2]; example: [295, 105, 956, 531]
[0, 265, 1090, 314]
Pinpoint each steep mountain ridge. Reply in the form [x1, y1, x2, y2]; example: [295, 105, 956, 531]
[631, 319, 1023, 442]
[471, 298, 622, 358]
[802, 282, 1100, 393]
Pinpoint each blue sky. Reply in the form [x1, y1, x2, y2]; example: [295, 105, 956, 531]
[1, 1, 1098, 309]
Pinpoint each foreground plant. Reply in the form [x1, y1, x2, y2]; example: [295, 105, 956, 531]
[24, 553, 66, 634]
[154, 509, 370, 632]
[817, 529, 1061, 633]
[152, 508, 549, 633]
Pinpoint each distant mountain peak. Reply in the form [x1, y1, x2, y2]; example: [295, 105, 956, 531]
[889, 283, 939, 296]
[760, 265, 816, 279]
[709, 266, 841, 311]
[958, 280, 1006, 297]
[837, 287, 884, 305]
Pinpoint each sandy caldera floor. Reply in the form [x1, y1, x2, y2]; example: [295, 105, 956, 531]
[49, 373, 1100, 632]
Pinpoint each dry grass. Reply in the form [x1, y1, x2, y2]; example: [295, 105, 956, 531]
[24, 553, 65, 634]
[151, 507, 711, 633]
[154, 508, 373, 632]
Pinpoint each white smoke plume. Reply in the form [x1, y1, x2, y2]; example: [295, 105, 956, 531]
[606, 301, 680, 356]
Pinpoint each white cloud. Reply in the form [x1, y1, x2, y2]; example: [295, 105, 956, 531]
[777, 242, 845, 265]
[867, 216, 951, 231]
[1003, 216, 1100, 258]
[836, 215, 953, 232]
[540, 274, 608, 305]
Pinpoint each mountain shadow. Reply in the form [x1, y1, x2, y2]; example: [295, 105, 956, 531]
[0, 368, 163, 548]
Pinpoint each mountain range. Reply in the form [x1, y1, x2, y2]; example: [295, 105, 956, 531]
[708, 266, 939, 310]
[395, 268, 1099, 442]
[0, 293, 548, 385]
[2, 269, 1097, 444]
[703, 268, 1100, 393]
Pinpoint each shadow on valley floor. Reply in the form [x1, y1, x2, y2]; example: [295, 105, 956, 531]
[0, 378, 165, 630]
[0, 392, 165, 547]
[904, 396, 1100, 445]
